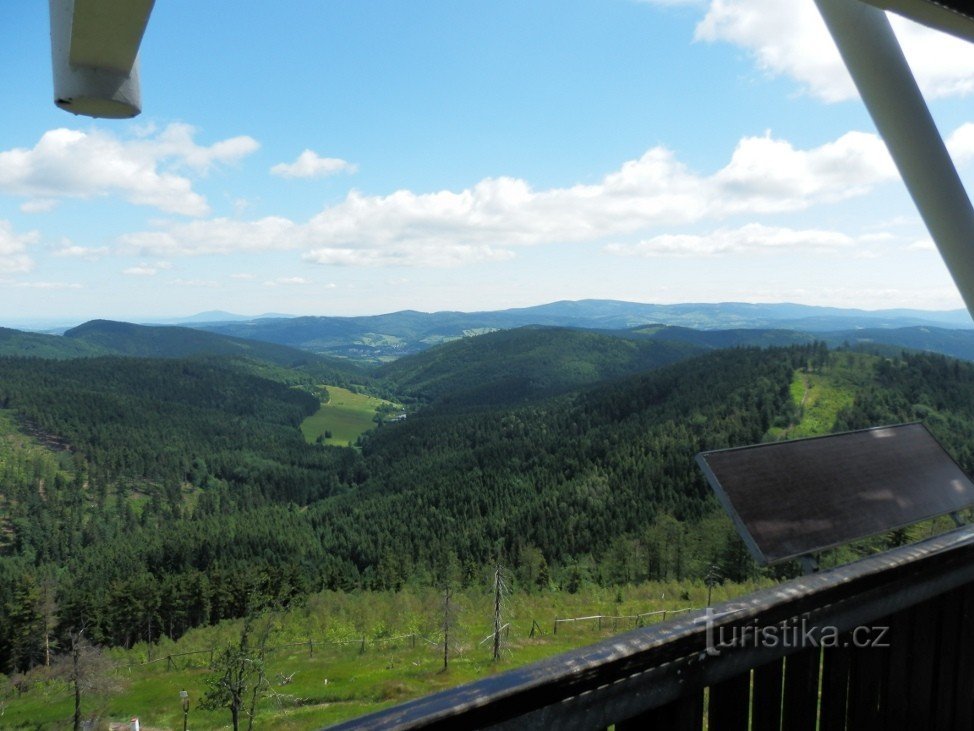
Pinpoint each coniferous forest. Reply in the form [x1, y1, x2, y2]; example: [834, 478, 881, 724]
[1, 328, 973, 681]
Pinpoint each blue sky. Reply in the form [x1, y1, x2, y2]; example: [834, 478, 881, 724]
[3, 0, 974, 325]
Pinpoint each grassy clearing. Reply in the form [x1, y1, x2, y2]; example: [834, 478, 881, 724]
[1, 581, 766, 729]
[768, 352, 877, 441]
[300, 386, 400, 447]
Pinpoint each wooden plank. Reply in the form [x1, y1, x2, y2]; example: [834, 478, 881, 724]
[751, 657, 784, 731]
[707, 670, 751, 731]
[616, 689, 704, 731]
[782, 647, 820, 731]
[847, 631, 886, 730]
[879, 607, 912, 726]
[952, 582, 974, 729]
[933, 587, 965, 728]
[819, 641, 851, 729]
[905, 597, 939, 728]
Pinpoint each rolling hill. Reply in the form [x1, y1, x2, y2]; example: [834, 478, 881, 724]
[0, 326, 111, 359]
[62, 319, 368, 384]
[375, 326, 702, 407]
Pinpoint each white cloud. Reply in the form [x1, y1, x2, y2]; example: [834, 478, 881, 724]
[0, 221, 37, 273]
[0, 124, 258, 216]
[947, 123, 974, 165]
[20, 199, 58, 214]
[695, 0, 974, 103]
[230, 272, 256, 280]
[119, 129, 897, 267]
[142, 123, 259, 174]
[172, 278, 220, 288]
[906, 238, 936, 251]
[270, 150, 357, 179]
[264, 276, 311, 286]
[118, 216, 297, 256]
[54, 245, 109, 260]
[711, 131, 896, 211]
[605, 223, 856, 257]
[13, 281, 82, 290]
[123, 261, 172, 276]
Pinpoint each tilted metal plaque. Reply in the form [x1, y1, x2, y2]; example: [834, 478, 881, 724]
[696, 423, 974, 564]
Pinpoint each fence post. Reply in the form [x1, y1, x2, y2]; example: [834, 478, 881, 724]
[166, 655, 174, 671]
[360, 636, 366, 655]
[309, 638, 314, 658]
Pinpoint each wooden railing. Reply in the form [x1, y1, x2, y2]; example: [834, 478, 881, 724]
[329, 525, 974, 729]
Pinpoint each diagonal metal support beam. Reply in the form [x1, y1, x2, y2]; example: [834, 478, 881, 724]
[814, 0, 974, 317]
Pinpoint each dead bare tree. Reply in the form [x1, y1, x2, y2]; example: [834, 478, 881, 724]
[53, 629, 118, 731]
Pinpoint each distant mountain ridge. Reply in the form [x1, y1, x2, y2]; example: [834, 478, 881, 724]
[190, 299, 973, 361]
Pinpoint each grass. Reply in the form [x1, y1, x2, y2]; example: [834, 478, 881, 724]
[767, 352, 877, 441]
[0, 581, 767, 729]
[299, 386, 400, 447]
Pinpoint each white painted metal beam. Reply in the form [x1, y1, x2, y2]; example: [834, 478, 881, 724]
[68, 0, 154, 73]
[49, 0, 155, 118]
[815, 0, 974, 317]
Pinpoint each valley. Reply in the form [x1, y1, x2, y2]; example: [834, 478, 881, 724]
[1, 304, 974, 727]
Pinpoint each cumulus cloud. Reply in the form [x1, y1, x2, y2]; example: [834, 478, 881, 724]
[947, 123, 974, 165]
[120, 128, 897, 267]
[0, 124, 259, 216]
[695, 0, 974, 102]
[0, 221, 37, 274]
[142, 123, 259, 174]
[605, 223, 856, 257]
[270, 150, 357, 179]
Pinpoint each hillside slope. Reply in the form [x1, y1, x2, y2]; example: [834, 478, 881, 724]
[63, 319, 368, 383]
[0, 327, 110, 359]
[376, 326, 702, 407]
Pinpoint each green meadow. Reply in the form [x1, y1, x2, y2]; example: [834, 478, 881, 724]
[0, 581, 764, 730]
[767, 352, 875, 441]
[300, 386, 400, 447]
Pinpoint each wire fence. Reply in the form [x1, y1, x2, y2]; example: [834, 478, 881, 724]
[139, 605, 702, 672]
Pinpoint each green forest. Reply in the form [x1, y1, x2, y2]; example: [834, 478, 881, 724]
[1, 323, 974, 725]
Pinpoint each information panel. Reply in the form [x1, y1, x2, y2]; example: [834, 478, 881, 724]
[696, 423, 974, 564]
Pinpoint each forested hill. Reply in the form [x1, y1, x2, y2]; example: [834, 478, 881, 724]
[4, 344, 974, 673]
[376, 326, 702, 407]
[63, 319, 367, 384]
[0, 327, 110, 359]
